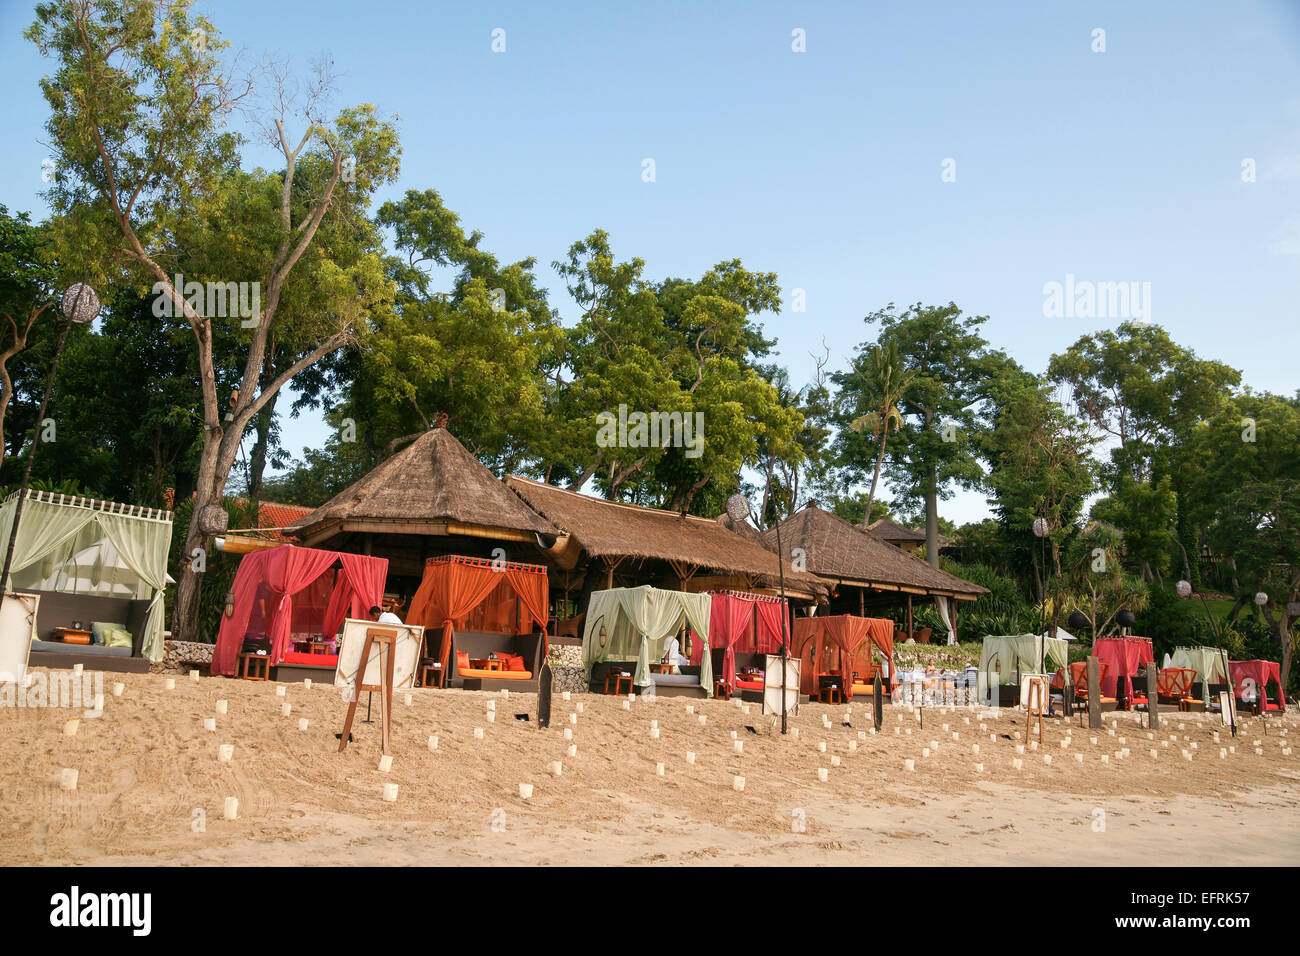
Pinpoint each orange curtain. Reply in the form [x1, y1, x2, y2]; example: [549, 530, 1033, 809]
[505, 566, 550, 660]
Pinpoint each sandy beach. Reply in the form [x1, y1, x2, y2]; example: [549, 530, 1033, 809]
[2, 669, 1297, 866]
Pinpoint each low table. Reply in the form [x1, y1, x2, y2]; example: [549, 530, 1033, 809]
[239, 652, 270, 681]
[51, 627, 93, 645]
[470, 658, 503, 671]
[604, 670, 633, 695]
[650, 662, 673, 674]
[818, 684, 844, 705]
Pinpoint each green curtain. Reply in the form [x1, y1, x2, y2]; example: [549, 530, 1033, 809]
[1171, 645, 1229, 701]
[581, 586, 714, 695]
[978, 634, 1069, 701]
[96, 513, 173, 663]
[0, 494, 173, 662]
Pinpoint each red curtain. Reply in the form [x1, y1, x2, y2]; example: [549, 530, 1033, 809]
[689, 593, 751, 689]
[320, 553, 389, 640]
[1092, 636, 1154, 702]
[212, 545, 388, 676]
[754, 599, 788, 654]
[1229, 660, 1285, 711]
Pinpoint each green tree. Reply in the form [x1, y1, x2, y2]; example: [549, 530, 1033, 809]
[0, 206, 60, 461]
[28, 0, 400, 640]
[841, 340, 916, 525]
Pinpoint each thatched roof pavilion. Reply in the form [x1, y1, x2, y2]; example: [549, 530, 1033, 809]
[504, 476, 827, 603]
[286, 425, 559, 584]
[767, 503, 987, 639]
[866, 517, 950, 553]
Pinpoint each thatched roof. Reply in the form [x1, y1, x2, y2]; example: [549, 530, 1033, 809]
[505, 476, 827, 598]
[866, 518, 926, 542]
[287, 426, 557, 542]
[767, 504, 987, 599]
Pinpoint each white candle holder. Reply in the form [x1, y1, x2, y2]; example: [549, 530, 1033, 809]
[561, 691, 571, 701]
[60, 768, 78, 790]
[686, 751, 696, 764]
[830, 755, 840, 767]
[474, 728, 485, 739]
[303, 679, 312, 690]
[567, 744, 577, 757]
[298, 718, 309, 731]
[518, 783, 533, 799]
[215, 700, 228, 715]
[1012, 758, 1022, 770]
[817, 767, 829, 781]
[487, 712, 496, 723]
[428, 735, 439, 751]
[378, 755, 393, 772]
[576, 702, 584, 713]
[276, 685, 286, 697]
[732, 776, 745, 791]
[655, 762, 665, 776]
[551, 761, 563, 776]
[203, 718, 216, 732]
[382, 783, 399, 802]
[281, 703, 291, 717]
[563, 728, 573, 740]
[218, 744, 234, 762]
[190, 669, 200, 683]
[922, 748, 930, 758]
[223, 796, 239, 819]
[698, 715, 707, 725]
[904, 759, 915, 772]
[73, 663, 83, 675]
[404, 693, 413, 707]
[650, 728, 660, 739]
[112, 682, 124, 697]
[164, 678, 175, 690]
[569, 713, 578, 724]
[63, 719, 79, 737]
[733, 740, 743, 753]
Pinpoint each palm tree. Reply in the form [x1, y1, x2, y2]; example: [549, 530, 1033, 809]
[848, 341, 915, 526]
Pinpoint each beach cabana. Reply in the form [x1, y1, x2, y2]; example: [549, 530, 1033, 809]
[582, 586, 712, 696]
[1092, 636, 1154, 705]
[1, 490, 173, 668]
[687, 589, 788, 695]
[405, 555, 549, 690]
[212, 544, 387, 676]
[1229, 659, 1285, 714]
[977, 634, 1069, 706]
[791, 614, 894, 701]
[1166, 645, 1230, 702]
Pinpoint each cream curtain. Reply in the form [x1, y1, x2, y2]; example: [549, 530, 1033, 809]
[978, 634, 1069, 701]
[582, 587, 714, 695]
[934, 595, 957, 645]
[0, 494, 173, 663]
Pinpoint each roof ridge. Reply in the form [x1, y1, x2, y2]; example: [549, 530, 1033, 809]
[505, 475, 724, 527]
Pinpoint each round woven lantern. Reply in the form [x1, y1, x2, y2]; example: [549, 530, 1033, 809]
[1175, 580, 1192, 599]
[60, 283, 101, 324]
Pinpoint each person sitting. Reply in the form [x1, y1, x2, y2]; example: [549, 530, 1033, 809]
[662, 634, 690, 673]
[370, 604, 403, 625]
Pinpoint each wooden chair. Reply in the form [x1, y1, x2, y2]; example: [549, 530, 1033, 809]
[419, 660, 445, 688]
[914, 627, 933, 645]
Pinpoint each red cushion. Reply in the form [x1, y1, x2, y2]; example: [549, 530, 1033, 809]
[500, 652, 526, 672]
[457, 650, 470, 671]
[734, 679, 763, 690]
[281, 651, 338, 667]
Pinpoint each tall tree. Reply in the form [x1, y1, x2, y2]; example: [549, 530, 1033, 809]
[0, 206, 59, 461]
[839, 339, 916, 526]
[28, 0, 400, 640]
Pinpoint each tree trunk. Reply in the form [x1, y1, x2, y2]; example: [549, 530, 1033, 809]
[862, 428, 888, 528]
[246, 390, 278, 500]
[924, 463, 939, 569]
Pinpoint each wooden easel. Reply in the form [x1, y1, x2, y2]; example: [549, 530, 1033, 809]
[1024, 675, 1046, 745]
[338, 628, 397, 755]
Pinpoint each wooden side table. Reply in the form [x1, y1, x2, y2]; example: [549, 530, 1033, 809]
[714, 679, 731, 700]
[470, 658, 503, 672]
[818, 684, 843, 705]
[650, 662, 673, 674]
[604, 671, 632, 695]
[239, 652, 269, 681]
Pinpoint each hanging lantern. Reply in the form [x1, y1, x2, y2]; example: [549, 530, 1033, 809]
[725, 493, 751, 524]
[197, 504, 229, 535]
[1116, 610, 1136, 628]
[1068, 611, 1090, 631]
[1175, 580, 1192, 599]
[1254, 592, 1269, 607]
[60, 283, 101, 324]
[598, 623, 607, 648]
[223, 589, 236, 619]
[1031, 517, 1049, 538]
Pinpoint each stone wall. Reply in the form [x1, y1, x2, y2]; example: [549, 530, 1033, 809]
[547, 643, 589, 694]
[157, 639, 214, 674]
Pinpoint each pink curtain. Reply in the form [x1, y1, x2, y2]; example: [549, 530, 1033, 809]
[213, 550, 274, 676]
[264, 547, 347, 664]
[754, 600, 788, 654]
[1229, 660, 1285, 711]
[1093, 636, 1154, 702]
[690, 594, 751, 690]
[321, 553, 389, 640]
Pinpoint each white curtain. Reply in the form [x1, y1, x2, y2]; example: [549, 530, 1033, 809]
[582, 586, 713, 695]
[0, 497, 95, 579]
[935, 595, 957, 645]
[96, 513, 173, 663]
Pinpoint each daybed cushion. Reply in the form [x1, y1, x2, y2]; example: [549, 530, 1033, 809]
[734, 679, 764, 691]
[281, 651, 339, 667]
[648, 673, 700, 687]
[104, 627, 133, 649]
[851, 682, 877, 695]
[459, 667, 532, 680]
[30, 640, 131, 657]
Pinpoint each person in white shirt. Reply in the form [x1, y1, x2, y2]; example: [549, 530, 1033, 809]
[663, 634, 690, 672]
[370, 605, 403, 625]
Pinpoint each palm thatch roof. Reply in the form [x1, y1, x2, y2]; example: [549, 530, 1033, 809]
[505, 476, 827, 598]
[287, 426, 557, 545]
[767, 504, 987, 599]
[866, 517, 926, 543]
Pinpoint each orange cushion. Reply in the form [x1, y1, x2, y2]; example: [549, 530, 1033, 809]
[500, 652, 526, 672]
[457, 650, 470, 671]
[460, 667, 532, 680]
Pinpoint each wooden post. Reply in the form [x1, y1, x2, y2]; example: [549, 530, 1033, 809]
[1087, 655, 1102, 729]
[1145, 662, 1159, 730]
[906, 595, 913, 638]
[858, 588, 864, 615]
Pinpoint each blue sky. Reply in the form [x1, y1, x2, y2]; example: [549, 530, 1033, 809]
[2, 0, 1298, 524]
